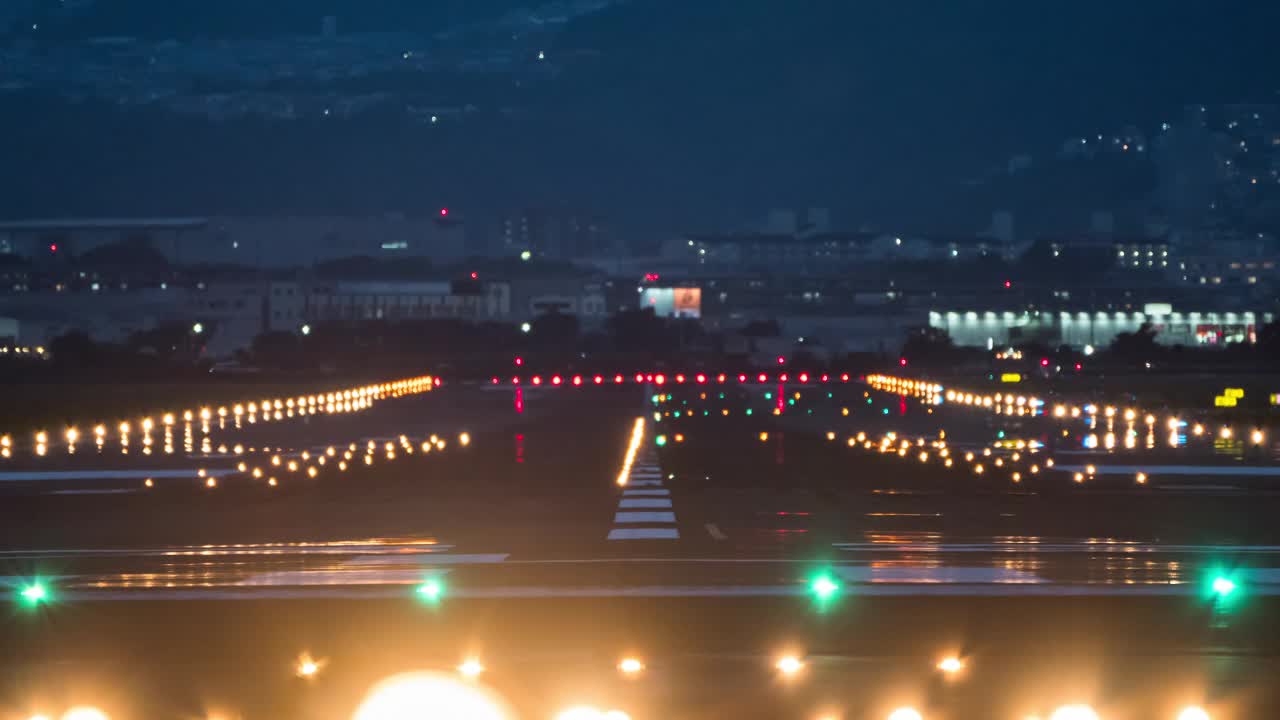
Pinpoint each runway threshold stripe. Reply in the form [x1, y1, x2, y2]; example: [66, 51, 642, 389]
[607, 528, 680, 540]
[618, 498, 673, 509]
[614, 511, 676, 524]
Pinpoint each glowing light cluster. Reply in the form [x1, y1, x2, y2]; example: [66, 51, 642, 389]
[4, 375, 437, 460]
[615, 417, 646, 486]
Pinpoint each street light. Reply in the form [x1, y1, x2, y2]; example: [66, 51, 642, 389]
[520, 322, 531, 334]
[192, 322, 204, 334]
[300, 324, 312, 336]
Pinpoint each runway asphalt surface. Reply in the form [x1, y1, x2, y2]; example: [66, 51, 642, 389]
[2, 380, 1279, 718]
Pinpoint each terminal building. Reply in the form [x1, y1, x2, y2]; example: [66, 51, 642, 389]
[930, 304, 1274, 350]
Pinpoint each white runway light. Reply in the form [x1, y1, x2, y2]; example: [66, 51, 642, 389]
[353, 671, 513, 720]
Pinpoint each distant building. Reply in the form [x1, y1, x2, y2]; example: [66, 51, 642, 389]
[931, 305, 1274, 350]
[304, 280, 509, 324]
[500, 209, 608, 261]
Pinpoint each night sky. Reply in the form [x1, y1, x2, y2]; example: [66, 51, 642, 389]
[2, 0, 1277, 234]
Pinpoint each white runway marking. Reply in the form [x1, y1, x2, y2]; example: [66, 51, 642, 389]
[1058, 464, 1280, 476]
[607, 419, 679, 540]
[59, 584, 1280, 600]
[614, 511, 677, 524]
[607, 528, 680, 540]
[618, 498, 673, 509]
[834, 541, 1280, 554]
[48, 488, 140, 495]
[0, 468, 239, 482]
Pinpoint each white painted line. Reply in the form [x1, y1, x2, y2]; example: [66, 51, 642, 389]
[622, 488, 670, 496]
[623, 479, 664, 487]
[1058, 464, 1280, 476]
[608, 528, 680, 540]
[629, 472, 664, 478]
[835, 566, 1042, 584]
[618, 498, 672, 509]
[57, 584, 1280, 600]
[705, 523, 728, 540]
[342, 554, 509, 566]
[832, 542, 1280, 554]
[237, 568, 453, 586]
[0, 469, 239, 482]
[614, 511, 676, 524]
[48, 488, 140, 495]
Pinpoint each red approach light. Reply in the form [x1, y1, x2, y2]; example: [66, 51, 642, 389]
[738, 373, 747, 383]
[675, 374, 686, 384]
[572, 375, 582, 386]
[593, 375, 603, 384]
[511, 376, 521, 385]
[514, 356, 524, 366]
[1004, 280, 1012, 288]
[899, 357, 908, 366]
[840, 373, 850, 382]
[777, 356, 786, 365]
[654, 374, 666, 385]
[717, 373, 726, 383]
[635, 373, 645, 383]
[615, 374, 625, 384]
[440, 207, 450, 217]
[799, 373, 809, 383]
[551, 375, 562, 385]
[820, 374, 829, 382]
[470, 271, 478, 280]
[696, 373, 707, 384]
[532, 376, 543, 385]
[491, 376, 499, 384]
[49, 243, 58, 253]
[757, 373, 768, 383]
[1040, 358, 1050, 367]
[1075, 363, 1083, 371]
[779, 373, 789, 382]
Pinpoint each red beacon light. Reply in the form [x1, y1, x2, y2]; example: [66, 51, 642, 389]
[798, 373, 809, 383]
[615, 374, 625, 384]
[757, 373, 768, 383]
[572, 375, 582, 386]
[551, 375, 562, 386]
[511, 376, 521, 385]
[593, 375, 603, 384]
[777, 356, 786, 365]
[532, 376, 543, 385]
[716, 373, 726, 383]
[840, 373, 850, 382]
[738, 373, 747, 383]
[696, 373, 707, 384]
[675, 374, 686, 384]
[654, 374, 666, 385]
